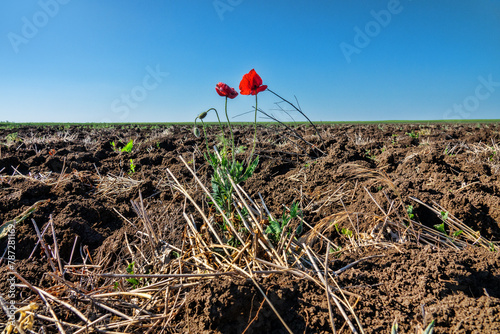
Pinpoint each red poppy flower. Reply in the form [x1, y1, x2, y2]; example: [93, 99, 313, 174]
[215, 82, 238, 99]
[239, 69, 268, 95]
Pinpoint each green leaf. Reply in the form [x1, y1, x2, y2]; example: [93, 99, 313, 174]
[290, 202, 299, 218]
[452, 230, 463, 237]
[423, 320, 435, 334]
[489, 242, 497, 252]
[126, 262, 135, 274]
[440, 211, 448, 222]
[333, 223, 340, 233]
[295, 221, 303, 235]
[391, 321, 399, 334]
[341, 228, 353, 238]
[265, 220, 282, 237]
[434, 223, 446, 234]
[121, 139, 134, 153]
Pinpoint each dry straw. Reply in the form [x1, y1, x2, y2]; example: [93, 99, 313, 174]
[5, 159, 498, 333]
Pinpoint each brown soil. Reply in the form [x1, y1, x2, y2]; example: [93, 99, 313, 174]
[1, 123, 499, 333]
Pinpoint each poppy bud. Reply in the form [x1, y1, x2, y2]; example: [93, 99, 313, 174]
[198, 111, 208, 120]
[193, 126, 201, 138]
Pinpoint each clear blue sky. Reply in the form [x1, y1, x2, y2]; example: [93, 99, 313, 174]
[1, 1, 499, 123]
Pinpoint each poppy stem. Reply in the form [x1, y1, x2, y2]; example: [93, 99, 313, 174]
[198, 118, 210, 154]
[196, 108, 226, 156]
[206, 107, 230, 156]
[224, 97, 236, 164]
[249, 94, 258, 161]
[209, 108, 227, 149]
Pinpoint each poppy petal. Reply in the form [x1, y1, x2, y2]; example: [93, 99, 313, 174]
[250, 70, 262, 87]
[255, 85, 267, 94]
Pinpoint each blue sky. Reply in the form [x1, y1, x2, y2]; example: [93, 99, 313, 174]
[1, 0, 499, 123]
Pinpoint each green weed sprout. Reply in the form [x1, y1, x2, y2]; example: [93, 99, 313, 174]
[407, 205, 415, 220]
[365, 149, 377, 161]
[391, 319, 435, 334]
[125, 262, 140, 288]
[265, 202, 302, 243]
[406, 130, 419, 139]
[434, 211, 448, 233]
[433, 211, 463, 239]
[128, 159, 136, 175]
[121, 139, 134, 153]
[6, 132, 21, 145]
[110, 139, 133, 153]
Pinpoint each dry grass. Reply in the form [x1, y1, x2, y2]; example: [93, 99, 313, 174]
[95, 173, 143, 197]
[4, 155, 370, 334]
[349, 133, 375, 146]
[2, 140, 499, 333]
[306, 163, 500, 253]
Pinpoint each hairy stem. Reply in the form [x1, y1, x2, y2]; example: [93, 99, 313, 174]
[224, 97, 236, 163]
[199, 119, 210, 155]
[250, 94, 258, 161]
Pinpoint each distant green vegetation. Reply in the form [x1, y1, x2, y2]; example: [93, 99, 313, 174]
[1, 119, 499, 130]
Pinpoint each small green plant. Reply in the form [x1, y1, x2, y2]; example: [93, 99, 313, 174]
[440, 210, 449, 222]
[111, 140, 133, 153]
[6, 132, 21, 144]
[423, 320, 436, 334]
[125, 262, 140, 288]
[304, 160, 318, 168]
[334, 223, 353, 238]
[434, 223, 446, 234]
[391, 319, 435, 334]
[406, 130, 419, 139]
[235, 145, 246, 154]
[407, 205, 415, 220]
[444, 147, 456, 157]
[489, 242, 497, 252]
[489, 150, 496, 161]
[329, 245, 342, 255]
[341, 227, 353, 238]
[365, 149, 377, 161]
[391, 134, 398, 145]
[434, 211, 450, 234]
[128, 159, 136, 174]
[265, 202, 302, 243]
[121, 139, 134, 153]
